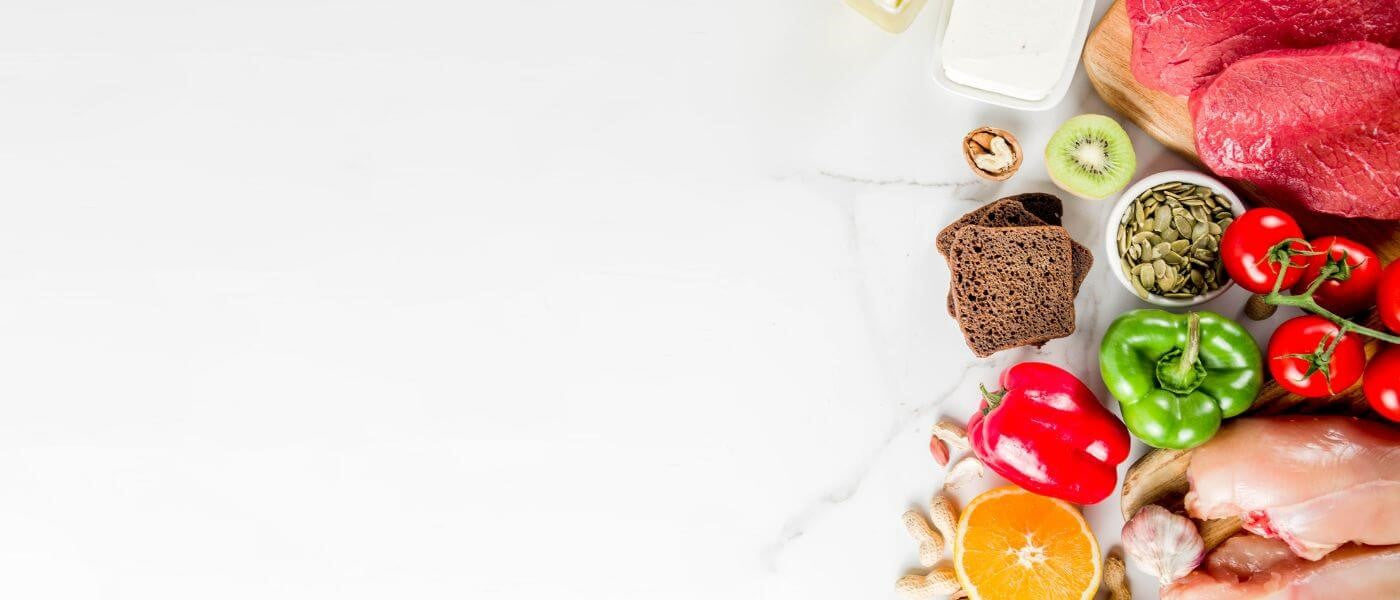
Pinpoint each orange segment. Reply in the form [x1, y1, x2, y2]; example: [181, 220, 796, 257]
[954, 486, 1101, 600]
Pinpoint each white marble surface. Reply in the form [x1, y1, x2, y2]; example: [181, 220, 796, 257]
[0, 2, 1298, 598]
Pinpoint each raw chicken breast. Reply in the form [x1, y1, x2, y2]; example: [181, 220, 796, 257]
[1185, 416, 1400, 560]
[1161, 535, 1400, 599]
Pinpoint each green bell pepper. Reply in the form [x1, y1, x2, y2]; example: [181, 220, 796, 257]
[1099, 309, 1262, 449]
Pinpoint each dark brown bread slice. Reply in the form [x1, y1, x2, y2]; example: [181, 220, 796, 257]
[978, 199, 1055, 228]
[943, 202, 1094, 316]
[949, 225, 1076, 357]
[1069, 243, 1094, 291]
[935, 193, 1063, 256]
[1010, 193, 1064, 226]
[946, 236, 1094, 321]
[1011, 235, 1093, 349]
[977, 201, 1092, 290]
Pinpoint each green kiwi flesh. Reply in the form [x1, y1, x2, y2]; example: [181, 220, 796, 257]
[1045, 114, 1137, 200]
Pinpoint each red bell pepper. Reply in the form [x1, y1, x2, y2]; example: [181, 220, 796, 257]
[967, 362, 1131, 505]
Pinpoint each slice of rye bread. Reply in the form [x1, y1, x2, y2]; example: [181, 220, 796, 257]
[943, 200, 1094, 315]
[935, 193, 1063, 256]
[949, 225, 1077, 357]
[947, 240, 1093, 315]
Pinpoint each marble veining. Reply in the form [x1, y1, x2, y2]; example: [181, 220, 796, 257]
[0, 2, 1307, 599]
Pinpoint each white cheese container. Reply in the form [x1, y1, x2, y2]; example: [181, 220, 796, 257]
[930, 0, 1097, 110]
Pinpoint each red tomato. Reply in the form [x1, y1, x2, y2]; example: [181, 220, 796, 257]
[1267, 315, 1366, 398]
[1380, 261, 1400, 333]
[1291, 236, 1383, 316]
[1365, 346, 1400, 423]
[1220, 208, 1309, 294]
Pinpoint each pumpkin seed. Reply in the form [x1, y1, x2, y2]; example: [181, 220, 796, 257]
[1191, 221, 1209, 242]
[1174, 215, 1194, 238]
[1130, 274, 1150, 300]
[1116, 181, 1236, 300]
[1155, 205, 1172, 227]
[1138, 265, 1155, 289]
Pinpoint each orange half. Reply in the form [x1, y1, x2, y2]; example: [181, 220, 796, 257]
[954, 486, 1101, 600]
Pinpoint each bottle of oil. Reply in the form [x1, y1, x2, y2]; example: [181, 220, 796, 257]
[843, 0, 929, 33]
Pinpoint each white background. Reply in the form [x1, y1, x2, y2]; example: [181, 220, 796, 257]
[0, 1, 1291, 598]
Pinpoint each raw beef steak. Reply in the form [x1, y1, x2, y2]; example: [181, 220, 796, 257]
[1127, 0, 1400, 96]
[1190, 42, 1400, 220]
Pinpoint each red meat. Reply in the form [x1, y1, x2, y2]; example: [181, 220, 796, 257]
[1190, 42, 1400, 221]
[1127, 0, 1400, 96]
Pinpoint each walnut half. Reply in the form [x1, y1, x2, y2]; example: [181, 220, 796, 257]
[962, 127, 1022, 181]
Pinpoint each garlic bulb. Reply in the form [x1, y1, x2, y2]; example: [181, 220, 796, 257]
[1121, 505, 1205, 586]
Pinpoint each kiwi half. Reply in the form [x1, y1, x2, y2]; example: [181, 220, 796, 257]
[1045, 114, 1137, 200]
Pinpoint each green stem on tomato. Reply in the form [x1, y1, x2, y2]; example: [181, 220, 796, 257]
[1261, 246, 1400, 344]
[1300, 262, 1336, 297]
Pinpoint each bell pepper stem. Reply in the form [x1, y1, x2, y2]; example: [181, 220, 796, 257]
[1173, 312, 1202, 381]
[979, 384, 1005, 415]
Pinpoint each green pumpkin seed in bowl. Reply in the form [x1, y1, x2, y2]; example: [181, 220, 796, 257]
[1105, 171, 1244, 306]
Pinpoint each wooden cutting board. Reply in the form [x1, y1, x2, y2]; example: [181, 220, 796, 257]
[1083, 0, 1400, 264]
[1083, 0, 1398, 548]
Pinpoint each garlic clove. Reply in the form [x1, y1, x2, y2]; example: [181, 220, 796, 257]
[943, 456, 984, 491]
[1121, 504, 1205, 586]
[932, 419, 970, 452]
[929, 419, 969, 467]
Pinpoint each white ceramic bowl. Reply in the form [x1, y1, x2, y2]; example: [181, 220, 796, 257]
[1105, 170, 1246, 307]
[929, 0, 1097, 111]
